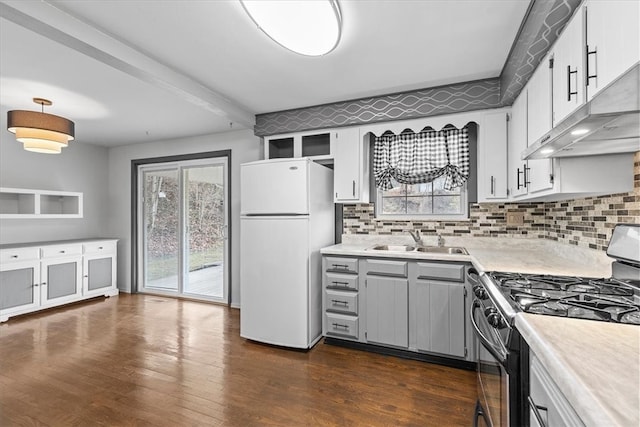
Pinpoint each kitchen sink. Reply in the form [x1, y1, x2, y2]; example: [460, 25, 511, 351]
[367, 244, 468, 255]
[369, 244, 416, 251]
[415, 246, 469, 255]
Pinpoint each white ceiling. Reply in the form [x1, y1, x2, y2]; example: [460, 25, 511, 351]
[0, 0, 530, 147]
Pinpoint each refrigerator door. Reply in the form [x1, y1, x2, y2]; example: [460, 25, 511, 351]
[241, 159, 309, 215]
[240, 216, 310, 348]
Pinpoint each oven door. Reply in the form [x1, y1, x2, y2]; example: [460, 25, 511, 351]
[471, 298, 510, 427]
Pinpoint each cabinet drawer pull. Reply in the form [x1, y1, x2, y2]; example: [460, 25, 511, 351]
[332, 264, 349, 269]
[33, 283, 39, 287]
[60, 250, 66, 253]
[331, 281, 350, 287]
[42, 282, 47, 285]
[331, 299, 349, 306]
[98, 246, 104, 250]
[567, 65, 578, 101]
[332, 323, 349, 330]
[10, 255, 18, 258]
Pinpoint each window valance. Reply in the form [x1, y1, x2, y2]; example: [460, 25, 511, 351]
[373, 126, 470, 191]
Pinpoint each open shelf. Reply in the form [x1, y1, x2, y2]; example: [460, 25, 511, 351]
[0, 188, 83, 219]
[267, 137, 295, 159]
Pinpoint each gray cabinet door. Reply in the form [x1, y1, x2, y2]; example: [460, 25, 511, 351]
[415, 279, 465, 358]
[366, 276, 408, 348]
[87, 257, 113, 291]
[0, 265, 38, 312]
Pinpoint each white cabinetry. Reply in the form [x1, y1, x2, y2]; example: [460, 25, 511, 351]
[40, 243, 83, 307]
[365, 275, 409, 348]
[0, 239, 118, 322]
[478, 110, 509, 201]
[0, 187, 83, 219]
[551, 5, 585, 126]
[83, 240, 118, 298]
[585, 0, 640, 101]
[264, 130, 332, 163]
[508, 92, 530, 198]
[529, 352, 584, 426]
[333, 127, 369, 203]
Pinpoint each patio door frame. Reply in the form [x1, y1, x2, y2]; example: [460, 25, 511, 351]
[131, 150, 231, 305]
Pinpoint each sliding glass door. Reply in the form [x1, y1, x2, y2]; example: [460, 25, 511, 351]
[138, 158, 228, 303]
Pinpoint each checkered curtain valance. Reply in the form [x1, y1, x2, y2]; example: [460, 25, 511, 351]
[373, 126, 470, 190]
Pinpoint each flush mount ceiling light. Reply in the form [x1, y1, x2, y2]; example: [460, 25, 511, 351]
[7, 98, 75, 154]
[239, 0, 342, 56]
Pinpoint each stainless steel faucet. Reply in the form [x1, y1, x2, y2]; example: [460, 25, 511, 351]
[408, 230, 422, 246]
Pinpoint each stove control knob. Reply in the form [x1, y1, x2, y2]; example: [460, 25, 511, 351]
[473, 286, 488, 299]
[487, 312, 505, 328]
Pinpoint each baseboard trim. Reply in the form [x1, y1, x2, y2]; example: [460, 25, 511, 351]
[323, 337, 476, 371]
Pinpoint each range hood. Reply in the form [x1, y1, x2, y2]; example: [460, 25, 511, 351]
[522, 62, 640, 160]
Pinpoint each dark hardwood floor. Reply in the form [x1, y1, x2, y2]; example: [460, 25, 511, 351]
[0, 294, 476, 426]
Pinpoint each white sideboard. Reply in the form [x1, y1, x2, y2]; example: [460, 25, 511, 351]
[0, 238, 118, 322]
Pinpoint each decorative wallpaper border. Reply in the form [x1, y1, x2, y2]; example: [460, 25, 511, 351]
[254, 0, 581, 137]
[255, 79, 501, 136]
[499, 0, 581, 104]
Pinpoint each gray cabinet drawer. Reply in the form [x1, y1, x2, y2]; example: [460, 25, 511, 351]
[326, 290, 358, 315]
[366, 259, 408, 277]
[416, 262, 464, 282]
[325, 272, 358, 290]
[326, 312, 358, 339]
[325, 256, 358, 274]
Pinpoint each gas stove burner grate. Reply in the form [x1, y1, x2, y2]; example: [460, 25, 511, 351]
[489, 272, 636, 297]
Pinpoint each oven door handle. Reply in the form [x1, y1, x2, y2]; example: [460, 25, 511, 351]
[470, 299, 509, 364]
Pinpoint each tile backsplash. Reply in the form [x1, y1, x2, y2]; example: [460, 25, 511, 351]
[343, 152, 640, 252]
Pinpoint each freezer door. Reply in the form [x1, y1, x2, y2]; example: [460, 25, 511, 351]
[240, 216, 310, 348]
[241, 159, 309, 215]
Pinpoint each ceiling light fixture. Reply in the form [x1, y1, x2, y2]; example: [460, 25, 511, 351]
[7, 98, 75, 154]
[239, 0, 342, 56]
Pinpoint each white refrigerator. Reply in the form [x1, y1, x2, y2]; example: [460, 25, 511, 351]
[240, 158, 334, 349]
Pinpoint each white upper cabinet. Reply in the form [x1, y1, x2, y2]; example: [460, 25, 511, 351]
[527, 55, 553, 145]
[333, 127, 370, 203]
[551, 4, 585, 127]
[478, 109, 509, 201]
[508, 92, 529, 198]
[585, 0, 640, 101]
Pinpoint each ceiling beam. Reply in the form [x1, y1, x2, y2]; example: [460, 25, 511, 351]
[0, 0, 255, 128]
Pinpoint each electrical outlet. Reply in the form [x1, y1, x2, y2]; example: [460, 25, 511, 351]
[507, 212, 524, 225]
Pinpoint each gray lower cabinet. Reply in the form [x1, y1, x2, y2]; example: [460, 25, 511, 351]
[322, 254, 473, 362]
[414, 278, 465, 357]
[365, 275, 408, 348]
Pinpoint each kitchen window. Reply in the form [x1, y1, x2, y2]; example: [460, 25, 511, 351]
[373, 125, 470, 220]
[376, 176, 468, 219]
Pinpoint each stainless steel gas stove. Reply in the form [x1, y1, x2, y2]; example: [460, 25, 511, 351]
[472, 224, 640, 427]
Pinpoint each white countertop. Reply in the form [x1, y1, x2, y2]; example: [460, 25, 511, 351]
[322, 235, 613, 277]
[323, 235, 635, 426]
[516, 313, 640, 427]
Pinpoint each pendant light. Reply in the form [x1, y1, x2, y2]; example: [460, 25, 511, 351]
[239, 0, 342, 56]
[7, 98, 75, 154]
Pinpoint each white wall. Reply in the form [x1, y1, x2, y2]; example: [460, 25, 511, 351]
[107, 129, 261, 307]
[0, 131, 109, 244]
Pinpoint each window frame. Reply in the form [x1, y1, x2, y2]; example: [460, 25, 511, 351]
[375, 179, 469, 221]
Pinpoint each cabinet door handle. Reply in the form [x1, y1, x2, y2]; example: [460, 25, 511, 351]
[528, 397, 548, 427]
[60, 250, 66, 253]
[490, 176, 495, 195]
[84, 275, 89, 278]
[42, 282, 47, 285]
[352, 180, 356, 197]
[33, 283, 39, 287]
[586, 45, 597, 86]
[331, 299, 349, 306]
[98, 246, 104, 250]
[10, 255, 18, 258]
[567, 65, 578, 101]
[517, 167, 523, 190]
[524, 165, 531, 188]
